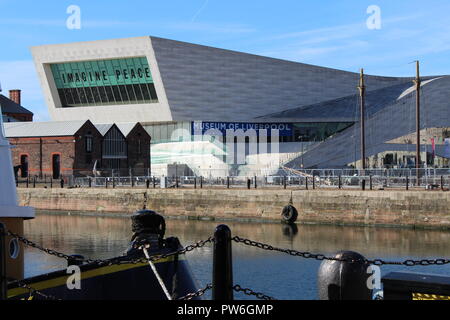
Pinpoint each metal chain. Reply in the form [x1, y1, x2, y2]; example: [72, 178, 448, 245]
[178, 284, 212, 300]
[6, 277, 60, 300]
[6, 230, 104, 264]
[6, 229, 214, 267]
[232, 235, 450, 267]
[233, 284, 277, 300]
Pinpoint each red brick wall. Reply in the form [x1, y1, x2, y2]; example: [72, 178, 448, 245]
[9, 136, 75, 177]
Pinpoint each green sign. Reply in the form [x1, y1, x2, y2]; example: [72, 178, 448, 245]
[50, 57, 154, 89]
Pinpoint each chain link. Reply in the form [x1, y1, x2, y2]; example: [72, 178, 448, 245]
[6, 229, 214, 267]
[178, 284, 212, 300]
[233, 284, 277, 300]
[7, 277, 60, 300]
[232, 235, 450, 267]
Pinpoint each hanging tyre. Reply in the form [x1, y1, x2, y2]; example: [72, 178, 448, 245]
[281, 205, 298, 224]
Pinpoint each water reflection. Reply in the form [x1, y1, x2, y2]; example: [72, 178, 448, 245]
[23, 212, 450, 300]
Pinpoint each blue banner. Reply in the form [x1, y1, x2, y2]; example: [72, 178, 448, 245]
[192, 121, 293, 136]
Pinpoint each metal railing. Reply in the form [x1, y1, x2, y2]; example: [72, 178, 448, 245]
[15, 168, 450, 190]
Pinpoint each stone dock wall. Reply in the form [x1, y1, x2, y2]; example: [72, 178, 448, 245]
[17, 188, 450, 229]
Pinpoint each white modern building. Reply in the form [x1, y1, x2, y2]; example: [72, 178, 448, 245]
[30, 36, 450, 175]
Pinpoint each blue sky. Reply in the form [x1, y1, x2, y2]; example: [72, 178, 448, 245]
[1, 0, 450, 121]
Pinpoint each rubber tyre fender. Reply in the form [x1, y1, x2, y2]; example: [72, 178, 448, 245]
[281, 205, 298, 223]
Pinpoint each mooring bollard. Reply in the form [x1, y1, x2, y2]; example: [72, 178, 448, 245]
[0, 223, 7, 300]
[212, 225, 233, 300]
[317, 251, 372, 300]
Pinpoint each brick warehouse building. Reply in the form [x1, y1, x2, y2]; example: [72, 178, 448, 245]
[0, 90, 33, 122]
[4, 120, 150, 178]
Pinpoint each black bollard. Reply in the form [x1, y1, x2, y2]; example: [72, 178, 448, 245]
[68, 254, 85, 267]
[254, 176, 257, 189]
[105, 180, 108, 189]
[26, 176, 29, 188]
[305, 177, 308, 190]
[284, 176, 287, 189]
[227, 177, 230, 189]
[442, 176, 444, 191]
[369, 175, 373, 190]
[33, 176, 36, 188]
[212, 225, 233, 300]
[312, 175, 315, 190]
[247, 179, 251, 190]
[194, 177, 197, 189]
[406, 175, 409, 190]
[50, 178, 53, 189]
[146, 179, 150, 189]
[89, 177, 92, 188]
[153, 176, 156, 189]
[338, 175, 342, 189]
[317, 251, 372, 300]
[112, 177, 115, 189]
[361, 179, 366, 191]
[60, 178, 64, 189]
[200, 176, 203, 189]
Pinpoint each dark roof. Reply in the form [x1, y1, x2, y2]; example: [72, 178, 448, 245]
[0, 94, 33, 115]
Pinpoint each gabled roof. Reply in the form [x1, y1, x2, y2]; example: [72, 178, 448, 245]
[0, 94, 33, 115]
[94, 122, 140, 137]
[4, 120, 88, 138]
[115, 123, 139, 137]
[94, 123, 114, 136]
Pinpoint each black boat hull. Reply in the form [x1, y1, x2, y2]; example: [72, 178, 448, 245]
[8, 248, 200, 300]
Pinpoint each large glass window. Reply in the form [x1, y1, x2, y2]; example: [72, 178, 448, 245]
[50, 57, 158, 108]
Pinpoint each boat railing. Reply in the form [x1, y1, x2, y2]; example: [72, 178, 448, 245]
[2, 223, 450, 301]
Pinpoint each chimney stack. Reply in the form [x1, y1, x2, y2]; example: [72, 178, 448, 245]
[9, 89, 21, 105]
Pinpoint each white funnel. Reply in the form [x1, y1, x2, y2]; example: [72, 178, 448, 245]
[0, 110, 34, 219]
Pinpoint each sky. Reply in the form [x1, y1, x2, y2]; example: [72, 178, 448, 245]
[1, 0, 450, 121]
